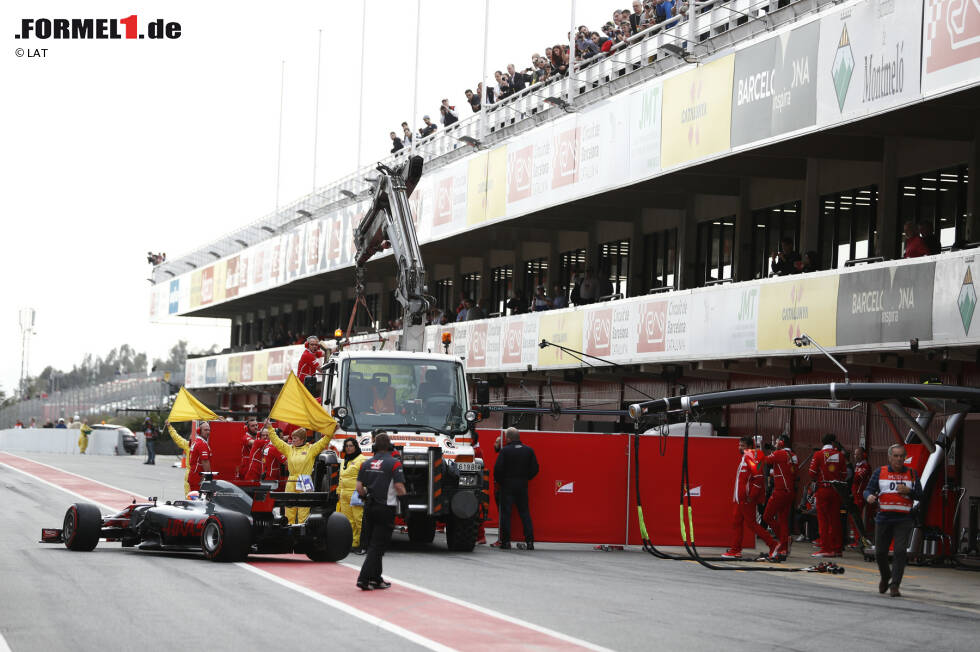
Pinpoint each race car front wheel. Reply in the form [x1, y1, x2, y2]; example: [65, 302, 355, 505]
[201, 513, 251, 562]
[63, 503, 102, 551]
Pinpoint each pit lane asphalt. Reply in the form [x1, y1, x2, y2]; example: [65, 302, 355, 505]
[2, 452, 978, 651]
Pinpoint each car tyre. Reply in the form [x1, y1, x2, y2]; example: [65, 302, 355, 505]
[407, 514, 436, 543]
[305, 512, 352, 562]
[201, 513, 251, 562]
[446, 515, 479, 552]
[63, 503, 102, 551]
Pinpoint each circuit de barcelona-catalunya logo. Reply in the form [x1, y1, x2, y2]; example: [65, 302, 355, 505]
[959, 268, 976, 335]
[831, 24, 854, 111]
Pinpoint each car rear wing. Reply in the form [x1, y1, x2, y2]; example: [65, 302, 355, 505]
[267, 491, 334, 508]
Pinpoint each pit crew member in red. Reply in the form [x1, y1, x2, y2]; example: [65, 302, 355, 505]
[864, 444, 923, 597]
[355, 432, 406, 590]
[297, 336, 327, 383]
[762, 434, 797, 559]
[235, 416, 259, 478]
[723, 437, 777, 559]
[187, 421, 213, 492]
[242, 421, 287, 484]
[808, 433, 846, 557]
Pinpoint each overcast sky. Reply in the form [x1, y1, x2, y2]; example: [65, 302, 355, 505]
[0, 0, 619, 394]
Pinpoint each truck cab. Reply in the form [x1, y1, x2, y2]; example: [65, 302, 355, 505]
[319, 349, 487, 550]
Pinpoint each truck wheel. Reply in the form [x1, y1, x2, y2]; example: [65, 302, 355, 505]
[446, 516, 479, 552]
[306, 512, 352, 562]
[407, 515, 436, 543]
[63, 503, 102, 551]
[201, 513, 251, 562]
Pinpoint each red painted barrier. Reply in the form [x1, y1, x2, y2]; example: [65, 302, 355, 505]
[475, 429, 750, 547]
[208, 421, 250, 479]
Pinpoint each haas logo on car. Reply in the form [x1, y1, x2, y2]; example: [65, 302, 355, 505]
[370, 459, 384, 470]
[163, 518, 206, 538]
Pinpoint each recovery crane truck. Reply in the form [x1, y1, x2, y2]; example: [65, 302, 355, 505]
[316, 156, 488, 551]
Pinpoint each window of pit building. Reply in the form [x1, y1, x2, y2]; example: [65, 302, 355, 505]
[490, 265, 513, 316]
[642, 229, 677, 291]
[899, 164, 969, 253]
[435, 278, 453, 315]
[598, 239, 630, 297]
[231, 323, 241, 348]
[462, 272, 482, 305]
[752, 201, 800, 279]
[696, 218, 735, 285]
[819, 186, 877, 269]
[327, 302, 341, 333]
[560, 248, 586, 297]
[523, 258, 548, 296]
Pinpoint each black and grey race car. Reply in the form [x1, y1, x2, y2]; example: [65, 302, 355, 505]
[41, 473, 353, 563]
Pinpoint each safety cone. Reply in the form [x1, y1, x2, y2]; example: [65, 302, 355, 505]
[180, 454, 186, 468]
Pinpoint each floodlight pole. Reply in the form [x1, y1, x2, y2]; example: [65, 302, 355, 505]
[568, 0, 576, 107]
[355, 0, 368, 169]
[795, 333, 849, 383]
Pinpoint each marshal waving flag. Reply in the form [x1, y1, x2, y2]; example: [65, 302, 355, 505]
[168, 387, 218, 422]
[269, 372, 337, 434]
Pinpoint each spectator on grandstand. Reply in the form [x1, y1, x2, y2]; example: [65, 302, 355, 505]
[656, 0, 677, 24]
[147, 252, 167, 265]
[571, 268, 601, 305]
[629, 1, 644, 32]
[465, 88, 480, 113]
[532, 56, 551, 84]
[550, 45, 569, 76]
[467, 298, 487, 321]
[919, 221, 941, 255]
[494, 71, 512, 100]
[402, 126, 413, 146]
[478, 82, 493, 106]
[903, 221, 929, 258]
[577, 32, 600, 59]
[389, 131, 404, 153]
[419, 115, 437, 138]
[440, 100, 459, 127]
[456, 297, 473, 322]
[507, 64, 532, 93]
[639, 1, 657, 29]
[506, 289, 527, 315]
[551, 284, 569, 309]
[530, 285, 552, 312]
[770, 238, 802, 276]
[800, 251, 820, 274]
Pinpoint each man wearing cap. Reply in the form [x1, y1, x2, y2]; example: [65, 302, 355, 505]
[297, 335, 329, 385]
[142, 417, 157, 465]
[418, 115, 437, 138]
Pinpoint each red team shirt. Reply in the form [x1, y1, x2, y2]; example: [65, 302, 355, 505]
[188, 437, 212, 491]
[297, 349, 324, 382]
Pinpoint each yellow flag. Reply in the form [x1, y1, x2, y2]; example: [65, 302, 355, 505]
[269, 372, 337, 433]
[168, 387, 218, 423]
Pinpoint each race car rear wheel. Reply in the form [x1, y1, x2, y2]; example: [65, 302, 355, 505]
[407, 515, 436, 543]
[305, 512, 353, 562]
[63, 503, 102, 551]
[201, 513, 251, 562]
[446, 515, 479, 552]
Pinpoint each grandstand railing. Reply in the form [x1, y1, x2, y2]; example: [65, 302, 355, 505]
[0, 371, 183, 428]
[151, 0, 832, 286]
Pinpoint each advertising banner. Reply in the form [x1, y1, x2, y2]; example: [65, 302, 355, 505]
[922, 0, 980, 95]
[816, 0, 923, 126]
[627, 80, 663, 180]
[836, 261, 935, 345]
[697, 285, 760, 355]
[932, 252, 980, 343]
[757, 274, 839, 351]
[661, 55, 735, 168]
[537, 310, 585, 367]
[731, 20, 820, 147]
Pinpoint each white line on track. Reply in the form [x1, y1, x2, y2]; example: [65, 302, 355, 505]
[0, 461, 116, 512]
[0, 630, 12, 652]
[2, 453, 611, 651]
[0, 454, 152, 502]
[338, 561, 615, 652]
[238, 564, 455, 652]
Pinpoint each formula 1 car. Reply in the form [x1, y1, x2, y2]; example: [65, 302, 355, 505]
[41, 473, 353, 563]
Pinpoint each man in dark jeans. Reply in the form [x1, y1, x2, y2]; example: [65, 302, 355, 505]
[492, 427, 539, 550]
[355, 432, 406, 590]
[864, 443, 923, 597]
[143, 417, 156, 465]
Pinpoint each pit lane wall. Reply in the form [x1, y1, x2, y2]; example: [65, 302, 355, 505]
[0, 429, 145, 456]
[150, 0, 980, 321]
[184, 248, 980, 386]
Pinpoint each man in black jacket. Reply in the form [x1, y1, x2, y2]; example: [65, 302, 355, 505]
[492, 427, 539, 550]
